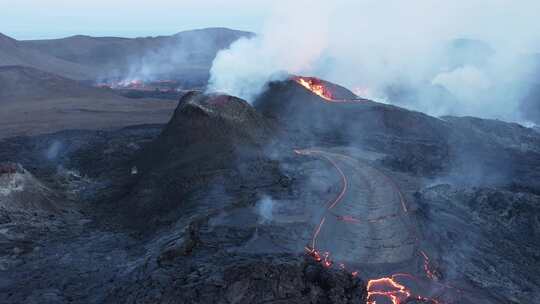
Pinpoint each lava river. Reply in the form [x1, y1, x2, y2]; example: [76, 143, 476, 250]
[296, 149, 453, 304]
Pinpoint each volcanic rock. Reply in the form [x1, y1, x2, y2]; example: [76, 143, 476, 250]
[156, 91, 273, 154]
[116, 91, 280, 228]
[418, 184, 540, 303]
[107, 255, 367, 304]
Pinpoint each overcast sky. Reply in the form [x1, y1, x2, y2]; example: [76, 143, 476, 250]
[1, 0, 275, 39]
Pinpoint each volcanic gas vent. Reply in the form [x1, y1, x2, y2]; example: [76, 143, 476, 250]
[117, 91, 278, 228]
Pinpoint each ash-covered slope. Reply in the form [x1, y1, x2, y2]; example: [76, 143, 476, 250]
[0, 161, 79, 266]
[440, 116, 540, 191]
[156, 91, 273, 154]
[0, 104, 367, 303]
[418, 185, 540, 303]
[102, 92, 367, 302]
[115, 91, 278, 228]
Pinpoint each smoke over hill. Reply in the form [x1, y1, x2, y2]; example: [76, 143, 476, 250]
[1, 28, 252, 83]
[207, 1, 540, 123]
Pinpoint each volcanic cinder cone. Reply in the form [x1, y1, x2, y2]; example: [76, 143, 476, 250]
[157, 91, 273, 152]
[255, 76, 452, 174]
[256, 76, 447, 140]
[117, 91, 281, 228]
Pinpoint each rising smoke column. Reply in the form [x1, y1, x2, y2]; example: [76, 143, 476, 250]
[207, 1, 331, 101]
[207, 0, 540, 123]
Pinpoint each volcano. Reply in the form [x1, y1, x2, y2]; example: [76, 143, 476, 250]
[87, 91, 368, 302]
[256, 76, 449, 142]
[1, 72, 539, 303]
[115, 91, 279, 227]
[255, 76, 451, 175]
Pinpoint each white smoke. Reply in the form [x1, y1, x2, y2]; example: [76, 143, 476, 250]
[45, 140, 63, 160]
[432, 66, 492, 100]
[207, 3, 330, 100]
[256, 195, 275, 224]
[207, 0, 540, 122]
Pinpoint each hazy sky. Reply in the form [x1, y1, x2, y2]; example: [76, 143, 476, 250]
[1, 0, 274, 39]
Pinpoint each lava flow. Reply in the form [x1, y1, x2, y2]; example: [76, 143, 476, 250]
[367, 277, 410, 304]
[296, 148, 447, 304]
[367, 276, 440, 304]
[294, 76, 335, 101]
[420, 250, 441, 281]
[293, 76, 368, 103]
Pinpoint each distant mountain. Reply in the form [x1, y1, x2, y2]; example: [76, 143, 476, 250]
[0, 33, 98, 80]
[14, 28, 253, 81]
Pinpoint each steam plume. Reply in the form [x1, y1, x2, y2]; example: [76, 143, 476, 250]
[207, 0, 540, 122]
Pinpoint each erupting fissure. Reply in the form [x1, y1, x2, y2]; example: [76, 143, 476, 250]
[295, 149, 449, 304]
[294, 76, 335, 101]
[293, 76, 368, 103]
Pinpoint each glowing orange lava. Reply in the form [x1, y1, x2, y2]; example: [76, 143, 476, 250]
[296, 149, 446, 304]
[367, 277, 411, 304]
[294, 76, 335, 101]
[420, 250, 440, 281]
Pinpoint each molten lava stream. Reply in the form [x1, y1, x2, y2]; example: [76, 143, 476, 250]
[367, 275, 442, 304]
[294, 76, 334, 101]
[293, 76, 364, 103]
[295, 149, 444, 304]
[367, 277, 411, 304]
